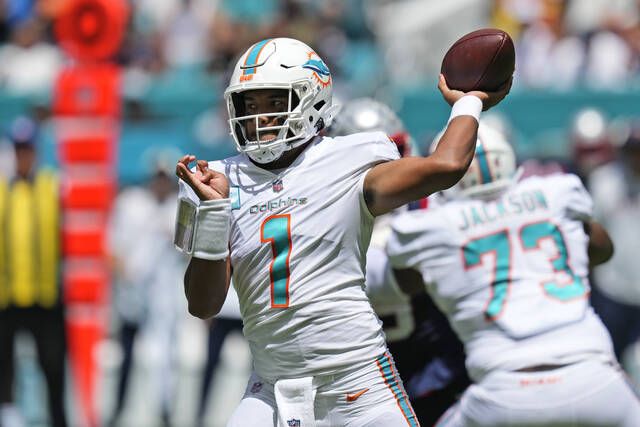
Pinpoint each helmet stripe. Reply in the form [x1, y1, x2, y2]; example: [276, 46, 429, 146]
[475, 140, 493, 184]
[243, 39, 272, 75]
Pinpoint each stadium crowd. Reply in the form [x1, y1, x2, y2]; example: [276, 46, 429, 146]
[1, 0, 640, 426]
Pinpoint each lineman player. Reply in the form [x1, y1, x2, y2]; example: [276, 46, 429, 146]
[387, 123, 640, 426]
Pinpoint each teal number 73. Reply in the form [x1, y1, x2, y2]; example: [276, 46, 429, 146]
[261, 214, 292, 308]
[462, 220, 586, 321]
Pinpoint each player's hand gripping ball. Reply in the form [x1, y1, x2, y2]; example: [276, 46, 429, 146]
[441, 28, 515, 92]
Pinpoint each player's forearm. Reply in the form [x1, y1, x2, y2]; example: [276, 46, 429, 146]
[586, 221, 614, 267]
[184, 257, 230, 318]
[364, 116, 478, 215]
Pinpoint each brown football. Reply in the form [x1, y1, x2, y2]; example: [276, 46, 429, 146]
[441, 28, 515, 92]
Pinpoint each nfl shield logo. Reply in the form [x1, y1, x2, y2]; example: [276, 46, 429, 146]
[272, 178, 284, 193]
[287, 419, 301, 427]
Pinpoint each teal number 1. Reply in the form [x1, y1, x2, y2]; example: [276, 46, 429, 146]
[462, 221, 587, 321]
[261, 215, 292, 308]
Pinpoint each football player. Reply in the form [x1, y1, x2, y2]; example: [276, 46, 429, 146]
[387, 123, 640, 426]
[174, 38, 509, 426]
[331, 98, 470, 426]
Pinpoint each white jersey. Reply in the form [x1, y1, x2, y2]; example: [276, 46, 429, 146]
[387, 174, 615, 381]
[179, 131, 398, 381]
[366, 212, 414, 342]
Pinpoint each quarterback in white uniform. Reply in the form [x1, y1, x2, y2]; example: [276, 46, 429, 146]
[387, 123, 640, 426]
[174, 38, 510, 427]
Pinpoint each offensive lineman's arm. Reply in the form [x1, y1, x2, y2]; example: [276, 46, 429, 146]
[585, 220, 614, 267]
[176, 155, 231, 318]
[364, 75, 511, 216]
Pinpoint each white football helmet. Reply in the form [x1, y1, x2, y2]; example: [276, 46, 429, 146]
[432, 121, 517, 200]
[330, 97, 420, 157]
[224, 38, 338, 163]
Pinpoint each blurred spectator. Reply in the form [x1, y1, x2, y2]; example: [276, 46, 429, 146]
[0, 116, 68, 427]
[195, 286, 244, 427]
[107, 158, 187, 427]
[516, 0, 586, 90]
[161, 0, 213, 69]
[0, 17, 62, 94]
[589, 120, 640, 365]
[507, 0, 640, 90]
[564, 0, 639, 35]
[0, 135, 15, 178]
[569, 108, 615, 181]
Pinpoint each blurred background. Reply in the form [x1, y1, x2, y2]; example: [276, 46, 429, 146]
[1, 0, 640, 426]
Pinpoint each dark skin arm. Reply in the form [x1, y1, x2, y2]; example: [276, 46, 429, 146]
[183, 257, 232, 318]
[585, 220, 614, 267]
[392, 267, 426, 297]
[364, 75, 512, 216]
[176, 156, 231, 318]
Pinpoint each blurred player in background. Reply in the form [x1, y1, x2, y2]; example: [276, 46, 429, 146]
[108, 159, 187, 427]
[569, 107, 615, 183]
[0, 117, 68, 427]
[387, 123, 640, 426]
[589, 121, 640, 367]
[195, 284, 245, 427]
[174, 37, 509, 426]
[330, 98, 470, 426]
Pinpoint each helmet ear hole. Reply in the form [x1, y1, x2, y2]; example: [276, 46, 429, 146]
[313, 100, 326, 111]
[232, 93, 245, 116]
[234, 122, 247, 146]
[291, 91, 300, 110]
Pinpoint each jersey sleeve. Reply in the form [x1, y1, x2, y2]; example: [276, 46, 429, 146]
[365, 247, 393, 296]
[334, 131, 400, 170]
[333, 131, 400, 218]
[549, 174, 593, 222]
[386, 210, 452, 285]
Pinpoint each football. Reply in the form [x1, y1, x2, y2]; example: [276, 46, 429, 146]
[441, 28, 515, 92]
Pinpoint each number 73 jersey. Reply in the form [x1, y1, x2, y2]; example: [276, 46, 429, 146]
[387, 174, 614, 380]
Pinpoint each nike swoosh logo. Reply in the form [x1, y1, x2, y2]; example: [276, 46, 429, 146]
[346, 388, 369, 402]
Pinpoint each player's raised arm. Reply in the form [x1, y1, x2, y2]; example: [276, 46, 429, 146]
[175, 155, 232, 318]
[363, 76, 511, 216]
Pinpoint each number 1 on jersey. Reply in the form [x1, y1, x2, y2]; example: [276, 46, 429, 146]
[261, 214, 292, 308]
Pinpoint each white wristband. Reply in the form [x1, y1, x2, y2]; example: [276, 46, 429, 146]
[448, 95, 482, 124]
[174, 198, 231, 260]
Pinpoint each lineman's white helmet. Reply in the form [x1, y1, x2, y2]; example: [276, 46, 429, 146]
[432, 121, 517, 199]
[224, 38, 338, 164]
[330, 98, 420, 156]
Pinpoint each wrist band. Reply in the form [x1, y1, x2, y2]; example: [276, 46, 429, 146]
[448, 95, 482, 124]
[174, 197, 231, 260]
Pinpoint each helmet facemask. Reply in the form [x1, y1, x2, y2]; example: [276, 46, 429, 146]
[226, 80, 332, 164]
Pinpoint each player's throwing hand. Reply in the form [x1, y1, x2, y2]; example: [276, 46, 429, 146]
[438, 74, 512, 111]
